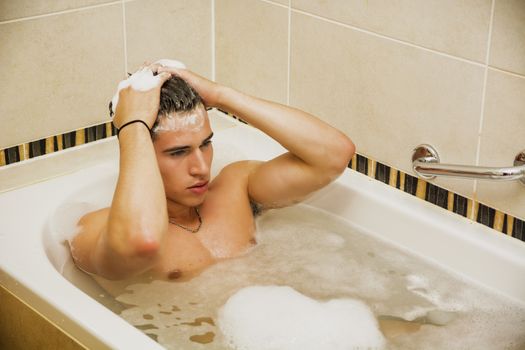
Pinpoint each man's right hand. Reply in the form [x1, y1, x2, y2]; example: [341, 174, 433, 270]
[113, 66, 171, 129]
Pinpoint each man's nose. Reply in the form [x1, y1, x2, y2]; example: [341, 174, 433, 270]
[189, 149, 209, 176]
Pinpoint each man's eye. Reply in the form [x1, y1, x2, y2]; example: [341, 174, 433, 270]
[201, 140, 212, 148]
[170, 150, 187, 156]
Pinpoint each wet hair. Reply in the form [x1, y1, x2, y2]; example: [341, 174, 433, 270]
[157, 75, 203, 119]
[109, 75, 203, 137]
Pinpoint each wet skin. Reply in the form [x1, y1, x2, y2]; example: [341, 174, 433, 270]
[77, 110, 260, 284]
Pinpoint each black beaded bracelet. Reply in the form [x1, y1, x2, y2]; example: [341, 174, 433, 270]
[116, 120, 150, 138]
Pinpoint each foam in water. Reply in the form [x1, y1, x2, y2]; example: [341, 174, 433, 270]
[218, 285, 385, 350]
[54, 191, 525, 350]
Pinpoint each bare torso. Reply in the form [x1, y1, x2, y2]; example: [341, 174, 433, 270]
[79, 161, 259, 290]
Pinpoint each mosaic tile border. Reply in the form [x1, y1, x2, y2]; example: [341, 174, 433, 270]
[0, 111, 523, 242]
[347, 153, 524, 241]
[0, 121, 117, 166]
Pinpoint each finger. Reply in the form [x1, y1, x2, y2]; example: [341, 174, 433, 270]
[157, 71, 172, 85]
[148, 63, 162, 74]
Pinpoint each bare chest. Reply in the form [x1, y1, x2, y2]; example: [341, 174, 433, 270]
[152, 202, 257, 280]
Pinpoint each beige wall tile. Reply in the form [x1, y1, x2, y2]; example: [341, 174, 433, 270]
[489, 0, 525, 75]
[477, 70, 525, 220]
[267, 0, 289, 6]
[290, 12, 485, 199]
[0, 0, 115, 22]
[126, 0, 212, 78]
[292, 0, 492, 63]
[216, 0, 288, 104]
[0, 5, 125, 149]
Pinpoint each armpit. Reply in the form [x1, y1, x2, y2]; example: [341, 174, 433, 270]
[250, 200, 263, 217]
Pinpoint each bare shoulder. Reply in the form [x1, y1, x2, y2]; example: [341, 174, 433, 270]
[78, 207, 110, 231]
[206, 160, 264, 215]
[211, 160, 263, 187]
[71, 207, 110, 274]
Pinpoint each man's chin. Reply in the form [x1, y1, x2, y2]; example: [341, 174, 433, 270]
[168, 194, 207, 208]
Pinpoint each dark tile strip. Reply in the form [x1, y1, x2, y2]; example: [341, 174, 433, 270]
[29, 139, 46, 158]
[453, 194, 468, 217]
[53, 136, 60, 152]
[425, 183, 438, 205]
[477, 204, 496, 228]
[435, 186, 448, 210]
[356, 154, 368, 175]
[5, 145, 20, 164]
[502, 215, 508, 235]
[62, 130, 77, 149]
[85, 126, 96, 144]
[218, 108, 248, 124]
[375, 162, 390, 184]
[403, 173, 418, 196]
[514, 218, 524, 240]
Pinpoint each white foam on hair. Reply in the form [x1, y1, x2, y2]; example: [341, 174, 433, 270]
[110, 59, 186, 115]
[218, 285, 385, 350]
[154, 59, 186, 69]
[111, 68, 160, 115]
[152, 112, 205, 133]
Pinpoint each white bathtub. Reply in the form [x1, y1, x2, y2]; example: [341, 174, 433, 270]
[1, 113, 525, 349]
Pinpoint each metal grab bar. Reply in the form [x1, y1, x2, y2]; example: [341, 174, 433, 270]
[412, 144, 525, 185]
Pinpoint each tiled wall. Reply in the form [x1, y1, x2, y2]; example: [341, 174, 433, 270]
[215, 0, 525, 221]
[1, 0, 524, 223]
[0, 0, 212, 150]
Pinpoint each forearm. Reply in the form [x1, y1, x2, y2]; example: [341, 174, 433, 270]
[217, 87, 355, 170]
[104, 124, 168, 259]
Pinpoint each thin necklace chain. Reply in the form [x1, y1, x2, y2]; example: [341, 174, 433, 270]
[168, 207, 202, 233]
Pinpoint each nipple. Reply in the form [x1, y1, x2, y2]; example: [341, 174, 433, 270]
[168, 269, 183, 280]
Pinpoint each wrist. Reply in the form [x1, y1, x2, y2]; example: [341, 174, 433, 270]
[116, 119, 151, 139]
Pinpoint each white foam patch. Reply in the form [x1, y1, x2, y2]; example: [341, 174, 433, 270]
[218, 285, 385, 350]
[110, 59, 187, 115]
[154, 59, 186, 69]
[111, 68, 160, 115]
[152, 112, 205, 133]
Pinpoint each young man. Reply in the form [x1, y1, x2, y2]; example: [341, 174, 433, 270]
[70, 64, 355, 281]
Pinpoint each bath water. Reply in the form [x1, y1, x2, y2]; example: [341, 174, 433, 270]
[63, 205, 525, 349]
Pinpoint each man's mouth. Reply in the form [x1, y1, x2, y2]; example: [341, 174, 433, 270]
[188, 181, 209, 194]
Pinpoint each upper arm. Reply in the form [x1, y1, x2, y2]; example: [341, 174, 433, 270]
[70, 208, 110, 275]
[71, 207, 158, 280]
[245, 152, 342, 209]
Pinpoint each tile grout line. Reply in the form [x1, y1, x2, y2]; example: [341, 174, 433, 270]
[489, 66, 525, 79]
[122, 1, 128, 75]
[291, 8, 488, 70]
[257, 0, 289, 10]
[287, 0, 291, 106]
[211, 0, 216, 81]
[0, 1, 122, 25]
[471, 0, 496, 219]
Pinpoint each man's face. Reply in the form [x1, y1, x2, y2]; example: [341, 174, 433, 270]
[153, 107, 213, 208]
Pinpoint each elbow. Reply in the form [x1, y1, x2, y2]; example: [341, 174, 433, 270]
[120, 232, 162, 258]
[328, 133, 355, 175]
[133, 236, 162, 258]
[105, 227, 163, 261]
